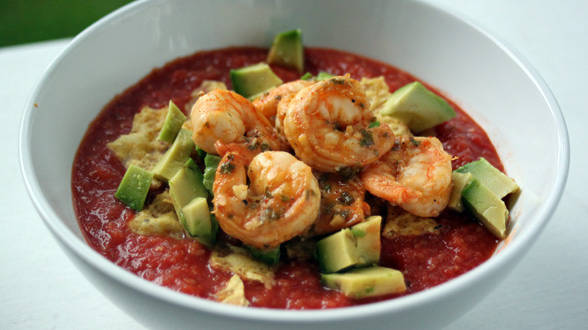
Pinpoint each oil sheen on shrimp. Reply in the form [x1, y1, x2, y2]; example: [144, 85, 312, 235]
[190, 89, 286, 154]
[253, 80, 314, 121]
[283, 75, 394, 172]
[212, 151, 321, 249]
[360, 136, 452, 217]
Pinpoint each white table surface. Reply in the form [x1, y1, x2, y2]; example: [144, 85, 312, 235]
[2, 1, 587, 329]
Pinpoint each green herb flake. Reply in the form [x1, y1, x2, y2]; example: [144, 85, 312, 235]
[219, 161, 235, 174]
[280, 195, 291, 202]
[300, 72, 313, 80]
[260, 142, 270, 151]
[368, 120, 380, 128]
[409, 136, 421, 147]
[336, 191, 355, 205]
[338, 167, 360, 181]
[359, 129, 374, 147]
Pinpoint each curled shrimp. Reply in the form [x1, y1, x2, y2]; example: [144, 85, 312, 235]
[283, 75, 394, 172]
[190, 89, 286, 154]
[360, 136, 452, 217]
[253, 80, 314, 121]
[212, 151, 321, 249]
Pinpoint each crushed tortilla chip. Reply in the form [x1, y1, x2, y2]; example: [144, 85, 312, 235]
[382, 207, 440, 239]
[107, 106, 169, 171]
[209, 245, 275, 288]
[128, 191, 184, 238]
[215, 275, 250, 306]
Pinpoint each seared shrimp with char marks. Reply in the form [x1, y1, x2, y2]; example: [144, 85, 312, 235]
[190, 89, 286, 154]
[213, 151, 321, 249]
[360, 136, 452, 217]
[283, 75, 394, 172]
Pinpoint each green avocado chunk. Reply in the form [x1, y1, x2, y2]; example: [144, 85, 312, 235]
[456, 158, 519, 199]
[462, 178, 509, 239]
[152, 129, 195, 181]
[321, 266, 406, 299]
[351, 216, 382, 267]
[158, 100, 187, 143]
[181, 197, 217, 247]
[169, 158, 208, 208]
[114, 165, 153, 211]
[246, 245, 281, 266]
[379, 81, 456, 133]
[316, 216, 383, 273]
[448, 172, 474, 212]
[230, 63, 283, 98]
[316, 228, 359, 273]
[267, 29, 304, 73]
[203, 153, 221, 194]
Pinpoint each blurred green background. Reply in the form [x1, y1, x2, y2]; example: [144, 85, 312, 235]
[0, 0, 134, 47]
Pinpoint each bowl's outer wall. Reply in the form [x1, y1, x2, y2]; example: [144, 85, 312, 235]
[21, 0, 567, 328]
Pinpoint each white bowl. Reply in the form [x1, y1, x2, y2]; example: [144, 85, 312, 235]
[19, 0, 569, 329]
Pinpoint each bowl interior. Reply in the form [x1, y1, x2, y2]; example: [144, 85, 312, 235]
[20, 0, 568, 326]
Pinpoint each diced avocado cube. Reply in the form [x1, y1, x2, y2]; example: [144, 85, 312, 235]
[230, 63, 283, 98]
[448, 172, 474, 212]
[169, 158, 208, 209]
[321, 266, 406, 299]
[351, 216, 382, 266]
[246, 245, 280, 266]
[462, 178, 509, 239]
[203, 153, 221, 193]
[152, 129, 194, 181]
[380, 81, 456, 133]
[456, 158, 519, 199]
[114, 165, 153, 211]
[267, 29, 304, 73]
[158, 100, 187, 143]
[300, 72, 313, 80]
[315, 72, 334, 81]
[316, 229, 359, 273]
[181, 197, 217, 247]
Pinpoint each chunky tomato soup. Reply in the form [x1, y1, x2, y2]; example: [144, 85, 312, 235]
[72, 47, 500, 309]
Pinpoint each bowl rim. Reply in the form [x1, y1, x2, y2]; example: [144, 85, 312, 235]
[19, 0, 569, 323]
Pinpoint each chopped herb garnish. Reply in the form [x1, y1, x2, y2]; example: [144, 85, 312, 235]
[280, 195, 291, 202]
[264, 188, 273, 198]
[220, 161, 235, 174]
[338, 167, 360, 181]
[339, 210, 350, 219]
[331, 78, 345, 85]
[368, 120, 380, 128]
[336, 191, 355, 205]
[359, 129, 374, 147]
[263, 208, 281, 221]
[410, 136, 421, 147]
[322, 183, 332, 193]
[300, 72, 313, 80]
[260, 142, 270, 151]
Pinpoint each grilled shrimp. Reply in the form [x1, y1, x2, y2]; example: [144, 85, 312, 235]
[360, 136, 452, 217]
[190, 89, 286, 154]
[253, 80, 314, 121]
[311, 172, 369, 235]
[283, 75, 394, 172]
[212, 151, 321, 249]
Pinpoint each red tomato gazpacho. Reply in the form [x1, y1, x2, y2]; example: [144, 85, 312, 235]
[72, 30, 518, 309]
